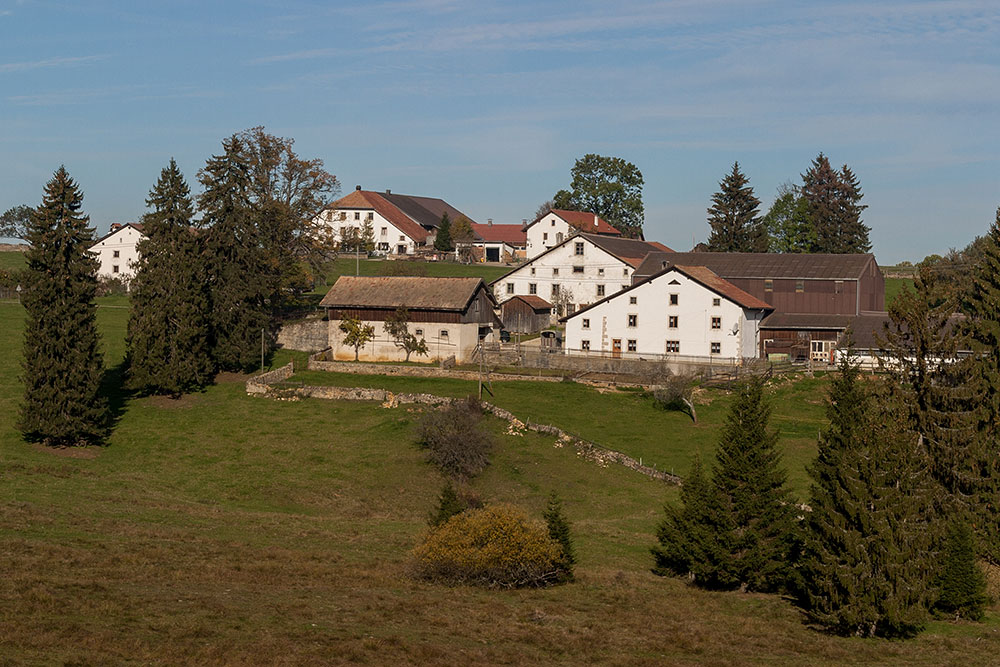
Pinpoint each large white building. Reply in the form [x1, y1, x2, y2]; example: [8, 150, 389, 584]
[316, 187, 476, 256]
[562, 264, 773, 360]
[89, 223, 145, 283]
[492, 233, 672, 315]
[524, 209, 621, 259]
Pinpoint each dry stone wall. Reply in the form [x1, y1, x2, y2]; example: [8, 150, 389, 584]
[276, 318, 328, 352]
[307, 352, 564, 384]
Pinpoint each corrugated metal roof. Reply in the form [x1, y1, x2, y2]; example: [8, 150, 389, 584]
[673, 265, 773, 310]
[636, 251, 877, 280]
[319, 276, 492, 311]
[585, 234, 674, 266]
[381, 192, 476, 229]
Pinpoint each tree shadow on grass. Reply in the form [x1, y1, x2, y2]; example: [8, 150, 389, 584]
[101, 360, 134, 438]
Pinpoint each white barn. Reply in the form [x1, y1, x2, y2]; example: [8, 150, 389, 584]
[492, 233, 672, 315]
[562, 265, 773, 360]
[89, 223, 145, 284]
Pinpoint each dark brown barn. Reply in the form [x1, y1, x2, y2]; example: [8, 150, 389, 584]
[500, 295, 553, 333]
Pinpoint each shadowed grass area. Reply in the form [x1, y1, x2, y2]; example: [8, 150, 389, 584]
[2, 297, 999, 664]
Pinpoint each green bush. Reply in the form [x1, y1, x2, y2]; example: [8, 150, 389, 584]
[412, 504, 563, 588]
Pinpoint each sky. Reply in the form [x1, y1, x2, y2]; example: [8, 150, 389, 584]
[1, 1, 998, 264]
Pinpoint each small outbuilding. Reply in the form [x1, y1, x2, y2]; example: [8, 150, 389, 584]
[500, 294, 553, 333]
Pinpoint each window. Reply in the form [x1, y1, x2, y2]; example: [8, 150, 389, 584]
[712, 297, 721, 307]
[573, 266, 584, 274]
[627, 314, 637, 327]
[326, 211, 334, 221]
[399, 235, 405, 242]
[598, 268, 605, 277]
[764, 279, 773, 291]
[669, 293, 679, 306]
[506, 282, 514, 294]
[530, 267, 536, 276]
[377, 242, 389, 251]
[666, 340, 680, 353]
[582, 318, 590, 329]
[551, 220, 555, 226]
[796, 279, 804, 293]
[543, 232, 548, 241]
[366, 212, 373, 221]
[575, 241, 585, 255]
[711, 317, 721, 330]
[627, 339, 637, 352]
[668, 315, 678, 328]
[551, 284, 560, 297]
[415, 328, 423, 337]
[552, 268, 559, 276]
[711, 342, 721, 354]
[112, 265, 119, 273]
[381, 227, 387, 236]
[835, 280, 844, 294]
[113, 250, 120, 258]
[339, 212, 346, 221]
[354, 212, 360, 220]
[629, 296, 637, 305]
[556, 232, 564, 243]
[581, 340, 591, 351]
[623, 268, 629, 277]
[440, 330, 449, 339]
[596, 285, 605, 297]
[529, 283, 537, 295]
[621, 285, 628, 292]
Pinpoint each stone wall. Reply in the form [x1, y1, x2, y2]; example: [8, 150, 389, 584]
[491, 349, 740, 377]
[276, 318, 328, 352]
[246, 362, 295, 394]
[307, 351, 564, 384]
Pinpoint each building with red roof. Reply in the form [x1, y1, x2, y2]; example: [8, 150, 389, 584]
[524, 209, 620, 259]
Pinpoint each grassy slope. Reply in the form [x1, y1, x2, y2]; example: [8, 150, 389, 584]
[313, 257, 512, 294]
[1, 298, 999, 662]
[0, 250, 27, 272]
[885, 276, 916, 307]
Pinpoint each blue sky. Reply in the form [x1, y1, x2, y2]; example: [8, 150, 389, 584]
[2, 1, 998, 263]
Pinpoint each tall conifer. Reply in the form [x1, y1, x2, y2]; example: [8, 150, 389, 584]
[19, 167, 107, 446]
[801, 154, 871, 253]
[706, 162, 767, 252]
[127, 159, 214, 395]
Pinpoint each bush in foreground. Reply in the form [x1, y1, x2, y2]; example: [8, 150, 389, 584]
[415, 397, 496, 479]
[412, 504, 563, 588]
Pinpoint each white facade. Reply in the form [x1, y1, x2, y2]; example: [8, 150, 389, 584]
[328, 319, 486, 364]
[494, 236, 636, 313]
[563, 268, 768, 361]
[525, 211, 575, 259]
[90, 224, 145, 283]
[317, 207, 418, 255]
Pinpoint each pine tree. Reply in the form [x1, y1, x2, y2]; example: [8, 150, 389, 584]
[198, 136, 280, 372]
[934, 516, 989, 621]
[801, 154, 871, 253]
[797, 355, 936, 638]
[543, 492, 576, 580]
[434, 212, 453, 251]
[706, 162, 767, 252]
[127, 159, 215, 396]
[19, 167, 107, 446]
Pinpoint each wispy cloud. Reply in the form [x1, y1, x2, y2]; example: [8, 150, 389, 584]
[0, 54, 107, 73]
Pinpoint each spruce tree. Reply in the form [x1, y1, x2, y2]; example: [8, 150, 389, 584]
[19, 167, 107, 446]
[127, 159, 214, 396]
[706, 162, 767, 252]
[543, 492, 576, 580]
[434, 212, 453, 251]
[801, 154, 871, 253]
[428, 481, 465, 527]
[797, 355, 936, 638]
[934, 516, 989, 621]
[651, 456, 724, 581]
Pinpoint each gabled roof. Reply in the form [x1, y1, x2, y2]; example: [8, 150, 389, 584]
[471, 223, 526, 246]
[92, 222, 145, 246]
[502, 294, 553, 311]
[319, 276, 495, 312]
[562, 265, 772, 323]
[586, 234, 674, 267]
[529, 209, 621, 236]
[635, 251, 878, 281]
[328, 190, 429, 243]
[380, 192, 475, 230]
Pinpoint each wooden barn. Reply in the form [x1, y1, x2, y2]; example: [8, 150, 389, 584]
[500, 295, 553, 333]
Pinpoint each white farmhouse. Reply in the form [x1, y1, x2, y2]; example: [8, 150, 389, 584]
[524, 209, 621, 259]
[316, 187, 476, 256]
[492, 233, 673, 315]
[89, 223, 145, 283]
[562, 265, 773, 361]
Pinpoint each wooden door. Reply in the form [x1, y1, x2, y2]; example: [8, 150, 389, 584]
[612, 339, 622, 359]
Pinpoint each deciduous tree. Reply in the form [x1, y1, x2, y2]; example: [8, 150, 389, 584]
[0, 204, 32, 240]
[553, 154, 645, 239]
[762, 183, 814, 253]
[19, 167, 107, 446]
[338, 315, 375, 361]
[706, 162, 767, 252]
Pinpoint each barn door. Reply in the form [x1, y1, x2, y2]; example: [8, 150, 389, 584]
[612, 339, 622, 359]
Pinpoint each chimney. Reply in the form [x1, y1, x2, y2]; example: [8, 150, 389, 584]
[110, 223, 122, 232]
[593, 213, 598, 227]
[355, 185, 361, 191]
[385, 189, 391, 195]
[487, 218, 493, 226]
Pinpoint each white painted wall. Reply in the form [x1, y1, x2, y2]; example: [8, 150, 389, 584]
[90, 225, 144, 283]
[525, 212, 573, 258]
[316, 207, 417, 255]
[493, 236, 635, 312]
[328, 318, 485, 363]
[563, 269, 768, 361]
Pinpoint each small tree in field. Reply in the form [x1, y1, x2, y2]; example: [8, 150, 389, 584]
[384, 307, 429, 361]
[339, 315, 374, 361]
[934, 517, 990, 621]
[543, 492, 576, 581]
[416, 397, 496, 479]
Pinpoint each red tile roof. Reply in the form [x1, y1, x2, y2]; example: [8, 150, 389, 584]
[471, 223, 526, 245]
[673, 265, 773, 310]
[328, 190, 429, 243]
[545, 209, 621, 235]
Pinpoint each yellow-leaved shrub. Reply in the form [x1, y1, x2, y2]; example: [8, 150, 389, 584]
[412, 504, 562, 588]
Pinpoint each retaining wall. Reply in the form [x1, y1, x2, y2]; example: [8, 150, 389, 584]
[276, 318, 328, 352]
[246, 362, 295, 394]
[307, 351, 564, 384]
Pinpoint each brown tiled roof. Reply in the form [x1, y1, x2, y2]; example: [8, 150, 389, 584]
[673, 265, 772, 310]
[380, 192, 476, 229]
[319, 276, 493, 311]
[505, 294, 553, 311]
[584, 234, 674, 267]
[471, 223, 526, 245]
[328, 190, 430, 243]
[530, 209, 620, 235]
[636, 251, 878, 281]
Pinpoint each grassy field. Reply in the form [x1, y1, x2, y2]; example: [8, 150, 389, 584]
[0, 249, 27, 272]
[885, 276, 916, 306]
[2, 296, 999, 662]
[313, 257, 513, 294]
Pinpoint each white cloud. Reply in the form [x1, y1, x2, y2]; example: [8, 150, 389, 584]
[0, 54, 107, 73]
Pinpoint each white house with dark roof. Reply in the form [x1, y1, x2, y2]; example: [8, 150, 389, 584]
[491, 233, 672, 314]
[89, 222, 145, 283]
[316, 187, 476, 256]
[562, 265, 773, 360]
[525, 209, 621, 258]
